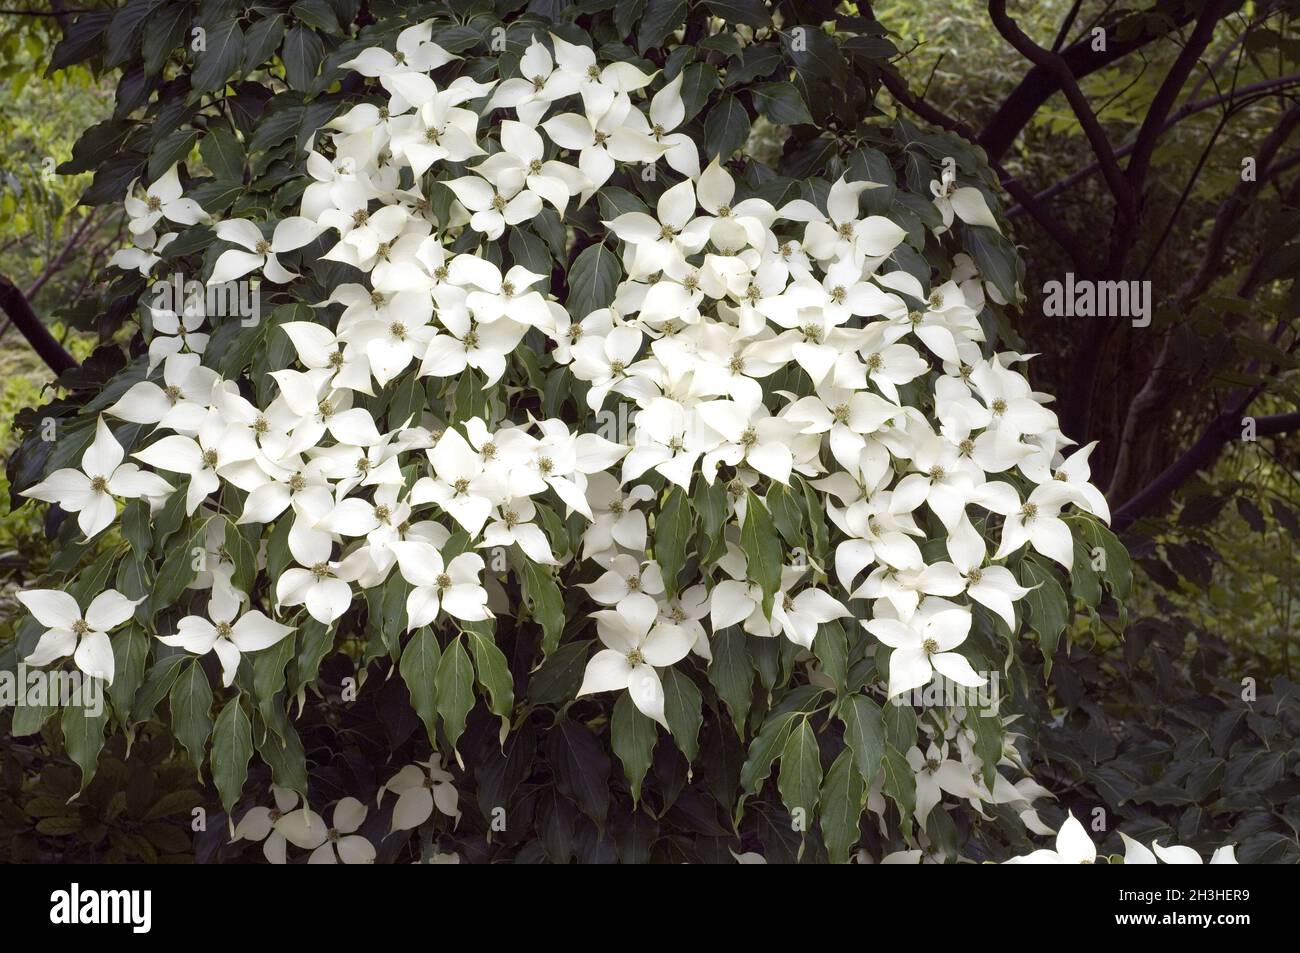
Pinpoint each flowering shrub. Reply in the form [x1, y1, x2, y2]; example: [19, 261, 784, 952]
[7, 1, 1155, 863]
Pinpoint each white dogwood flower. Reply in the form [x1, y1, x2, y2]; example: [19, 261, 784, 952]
[158, 587, 294, 687]
[24, 417, 172, 538]
[577, 592, 693, 726]
[18, 588, 141, 684]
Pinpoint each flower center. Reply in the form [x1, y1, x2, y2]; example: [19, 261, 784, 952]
[90, 475, 109, 493]
[202, 449, 219, 468]
[215, 621, 233, 638]
[72, 619, 89, 636]
[1020, 502, 1038, 520]
[255, 239, 272, 255]
[436, 573, 452, 590]
[626, 648, 645, 666]
[922, 638, 939, 655]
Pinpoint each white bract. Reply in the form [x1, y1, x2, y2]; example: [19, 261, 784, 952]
[23, 417, 171, 538]
[17, 588, 141, 684]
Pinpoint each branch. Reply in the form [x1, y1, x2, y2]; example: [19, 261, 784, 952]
[25, 209, 95, 299]
[1177, 103, 1300, 304]
[1112, 408, 1300, 531]
[0, 274, 78, 375]
[979, 5, 1198, 163]
[1006, 75, 1300, 218]
[1050, 0, 1085, 53]
[987, 0, 1136, 221]
[1125, 0, 1235, 201]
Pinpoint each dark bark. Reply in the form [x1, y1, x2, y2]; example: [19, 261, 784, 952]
[0, 274, 78, 375]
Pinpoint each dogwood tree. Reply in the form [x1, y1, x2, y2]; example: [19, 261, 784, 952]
[7, 0, 1149, 863]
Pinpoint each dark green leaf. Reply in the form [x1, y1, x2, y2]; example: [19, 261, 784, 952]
[611, 693, 657, 805]
[212, 695, 253, 814]
[169, 661, 213, 778]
